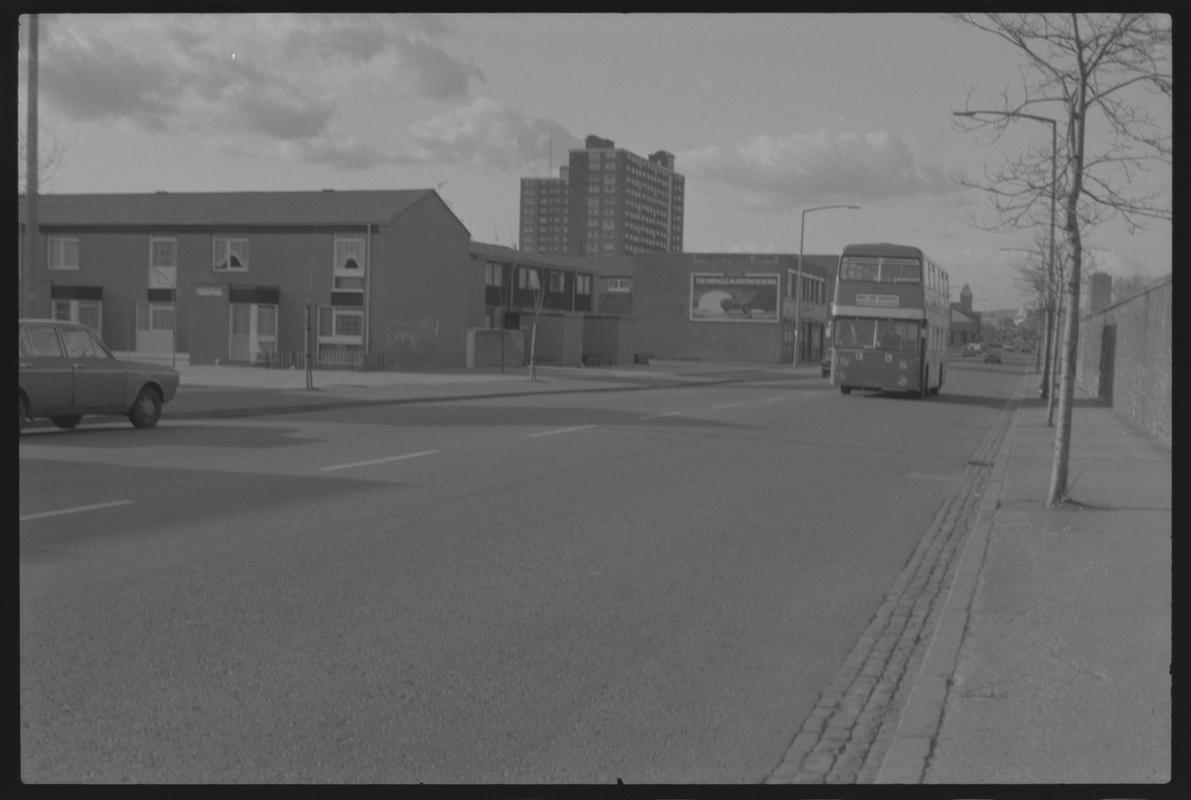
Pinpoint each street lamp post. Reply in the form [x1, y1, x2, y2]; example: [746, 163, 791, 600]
[953, 109, 1057, 410]
[795, 204, 859, 364]
[1000, 246, 1045, 373]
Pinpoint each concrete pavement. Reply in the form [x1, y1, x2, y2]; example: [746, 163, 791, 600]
[876, 392, 1172, 784]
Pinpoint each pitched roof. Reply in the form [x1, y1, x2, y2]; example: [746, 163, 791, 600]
[19, 190, 438, 227]
[469, 241, 591, 271]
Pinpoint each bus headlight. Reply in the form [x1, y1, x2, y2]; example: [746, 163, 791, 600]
[898, 376, 909, 387]
[899, 359, 909, 370]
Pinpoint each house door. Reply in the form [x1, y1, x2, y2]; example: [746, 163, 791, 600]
[1098, 324, 1116, 404]
[781, 320, 796, 362]
[229, 303, 278, 363]
[134, 302, 175, 356]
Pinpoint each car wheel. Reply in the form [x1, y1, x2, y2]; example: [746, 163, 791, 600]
[50, 416, 82, 429]
[129, 386, 162, 429]
[840, 386, 852, 395]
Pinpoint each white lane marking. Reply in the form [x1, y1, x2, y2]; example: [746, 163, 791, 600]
[321, 450, 440, 472]
[20, 499, 133, 522]
[711, 402, 745, 409]
[638, 411, 683, 420]
[530, 424, 597, 438]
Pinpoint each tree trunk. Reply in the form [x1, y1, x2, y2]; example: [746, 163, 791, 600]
[1047, 91, 1088, 507]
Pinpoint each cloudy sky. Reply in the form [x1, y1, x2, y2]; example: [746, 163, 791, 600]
[17, 12, 1171, 311]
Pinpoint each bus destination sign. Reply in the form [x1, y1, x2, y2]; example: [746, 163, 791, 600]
[856, 293, 901, 308]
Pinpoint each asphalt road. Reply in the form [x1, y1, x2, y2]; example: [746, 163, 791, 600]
[20, 359, 1021, 783]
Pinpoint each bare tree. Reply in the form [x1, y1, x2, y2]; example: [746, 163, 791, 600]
[952, 12, 1171, 507]
[18, 122, 70, 193]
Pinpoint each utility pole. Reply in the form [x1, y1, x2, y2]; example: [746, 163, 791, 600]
[22, 14, 39, 319]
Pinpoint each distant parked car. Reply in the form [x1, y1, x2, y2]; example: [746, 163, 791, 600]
[821, 348, 833, 378]
[964, 342, 983, 357]
[984, 343, 1003, 364]
[19, 318, 180, 433]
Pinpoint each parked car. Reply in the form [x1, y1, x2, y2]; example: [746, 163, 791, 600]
[19, 318, 180, 433]
[821, 347, 833, 378]
[984, 343, 1004, 364]
[963, 342, 983, 357]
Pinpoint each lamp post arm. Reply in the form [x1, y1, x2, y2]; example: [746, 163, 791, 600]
[793, 204, 859, 365]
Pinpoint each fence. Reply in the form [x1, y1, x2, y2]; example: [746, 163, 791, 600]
[261, 350, 393, 372]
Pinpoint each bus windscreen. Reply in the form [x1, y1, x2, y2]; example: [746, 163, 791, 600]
[834, 319, 920, 351]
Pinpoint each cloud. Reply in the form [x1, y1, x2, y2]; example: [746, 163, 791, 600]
[679, 130, 957, 210]
[38, 28, 179, 130]
[36, 13, 485, 168]
[404, 97, 583, 171]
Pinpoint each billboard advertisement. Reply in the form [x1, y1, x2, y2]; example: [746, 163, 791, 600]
[689, 273, 780, 323]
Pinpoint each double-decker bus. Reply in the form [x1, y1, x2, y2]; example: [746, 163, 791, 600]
[828, 243, 950, 397]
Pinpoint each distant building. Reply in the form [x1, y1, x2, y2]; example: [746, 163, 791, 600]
[518, 167, 570, 256]
[949, 283, 983, 347]
[586, 251, 835, 364]
[519, 134, 684, 257]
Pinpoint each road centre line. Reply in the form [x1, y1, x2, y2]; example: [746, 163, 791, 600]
[530, 424, 597, 438]
[20, 499, 133, 522]
[711, 402, 745, 409]
[321, 450, 440, 472]
[638, 411, 683, 420]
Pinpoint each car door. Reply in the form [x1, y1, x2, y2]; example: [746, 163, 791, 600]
[58, 326, 129, 412]
[19, 324, 74, 415]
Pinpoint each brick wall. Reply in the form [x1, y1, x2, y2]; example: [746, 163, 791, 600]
[1077, 274, 1171, 449]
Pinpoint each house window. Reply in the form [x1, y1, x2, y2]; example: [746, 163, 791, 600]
[607, 278, 632, 293]
[52, 299, 102, 331]
[576, 274, 592, 295]
[548, 271, 565, 292]
[318, 306, 364, 342]
[519, 267, 542, 290]
[485, 262, 504, 287]
[334, 312, 363, 337]
[149, 237, 177, 289]
[48, 237, 79, 271]
[136, 302, 175, 333]
[334, 236, 366, 292]
[213, 237, 249, 271]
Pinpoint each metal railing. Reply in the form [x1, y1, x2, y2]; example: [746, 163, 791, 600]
[261, 350, 392, 372]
